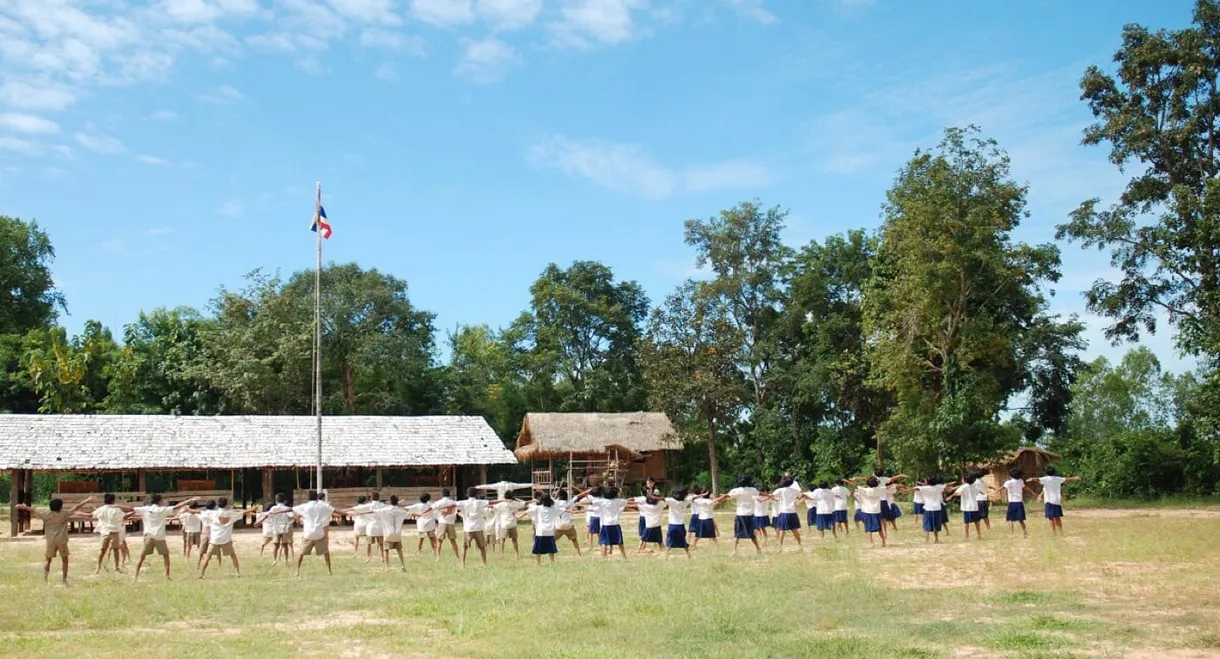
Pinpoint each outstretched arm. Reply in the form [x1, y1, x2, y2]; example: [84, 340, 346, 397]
[69, 496, 96, 514]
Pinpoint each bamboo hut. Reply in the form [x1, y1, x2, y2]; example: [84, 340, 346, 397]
[977, 447, 1061, 501]
[513, 412, 678, 491]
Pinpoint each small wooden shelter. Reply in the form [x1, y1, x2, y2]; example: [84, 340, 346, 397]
[1, 414, 517, 536]
[513, 412, 677, 491]
[977, 447, 1061, 501]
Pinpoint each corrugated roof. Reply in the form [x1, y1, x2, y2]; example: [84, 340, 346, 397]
[0, 415, 517, 470]
[514, 412, 677, 459]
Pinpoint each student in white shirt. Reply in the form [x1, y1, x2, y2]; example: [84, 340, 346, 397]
[371, 495, 410, 570]
[199, 497, 249, 578]
[91, 493, 129, 575]
[178, 503, 204, 559]
[771, 477, 804, 549]
[257, 500, 277, 557]
[946, 474, 984, 539]
[353, 493, 388, 563]
[595, 486, 631, 560]
[999, 468, 1034, 538]
[431, 489, 460, 560]
[636, 477, 659, 542]
[291, 490, 335, 576]
[663, 487, 692, 558]
[751, 491, 772, 543]
[527, 492, 561, 565]
[915, 476, 948, 544]
[552, 489, 582, 556]
[444, 488, 489, 567]
[254, 492, 294, 566]
[831, 480, 850, 535]
[689, 486, 728, 549]
[132, 493, 198, 581]
[491, 497, 527, 558]
[350, 495, 369, 557]
[581, 486, 605, 550]
[405, 493, 438, 558]
[727, 477, 763, 556]
[196, 500, 217, 570]
[853, 477, 888, 547]
[632, 490, 666, 554]
[807, 481, 838, 539]
[971, 470, 992, 529]
[1029, 466, 1081, 535]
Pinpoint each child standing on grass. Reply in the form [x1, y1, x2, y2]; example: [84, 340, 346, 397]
[258, 502, 276, 557]
[1031, 466, 1081, 535]
[92, 493, 128, 575]
[528, 492, 560, 565]
[491, 496, 526, 558]
[886, 482, 904, 528]
[449, 488, 490, 568]
[374, 495, 411, 571]
[854, 477, 887, 547]
[728, 476, 762, 556]
[752, 490, 771, 544]
[198, 497, 246, 578]
[690, 487, 725, 549]
[973, 471, 992, 530]
[292, 490, 335, 576]
[196, 500, 216, 570]
[266, 493, 295, 567]
[350, 495, 368, 557]
[1000, 468, 1033, 538]
[831, 479, 850, 535]
[552, 490, 582, 556]
[916, 477, 947, 544]
[663, 487, 692, 558]
[132, 494, 199, 582]
[772, 477, 804, 550]
[633, 491, 666, 555]
[432, 489, 460, 561]
[946, 474, 983, 539]
[15, 496, 94, 584]
[406, 494, 437, 558]
[583, 486, 604, 550]
[596, 486, 630, 560]
[179, 503, 202, 558]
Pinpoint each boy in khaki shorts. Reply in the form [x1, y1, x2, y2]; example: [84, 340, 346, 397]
[406, 493, 437, 558]
[288, 490, 335, 576]
[553, 489, 582, 556]
[16, 496, 94, 583]
[373, 495, 410, 571]
[133, 494, 199, 582]
[198, 497, 247, 578]
[432, 489, 460, 560]
[91, 493, 128, 574]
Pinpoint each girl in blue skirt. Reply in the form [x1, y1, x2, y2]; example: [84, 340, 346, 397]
[633, 490, 665, 555]
[831, 480, 850, 535]
[528, 493, 560, 565]
[946, 474, 984, 539]
[915, 476, 947, 544]
[771, 477, 804, 550]
[690, 487, 726, 548]
[596, 486, 629, 559]
[853, 477, 887, 547]
[1001, 468, 1033, 538]
[752, 493, 771, 545]
[663, 487, 692, 558]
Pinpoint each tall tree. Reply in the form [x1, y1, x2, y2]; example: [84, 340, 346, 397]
[642, 281, 749, 493]
[508, 261, 649, 412]
[1058, 0, 1220, 440]
[0, 216, 65, 336]
[445, 323, 526, 441]
[865, 127, 1083, 473]
[22, 321, 119, 414]
[105, 307, 222, 414]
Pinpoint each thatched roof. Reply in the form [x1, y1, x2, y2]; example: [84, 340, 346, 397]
[514, 412, 676, 460]
[0, 415, 517, 471]
[972, 447, 1060, 470]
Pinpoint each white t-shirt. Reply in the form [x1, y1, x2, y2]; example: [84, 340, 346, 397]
[956, 485, 979, 513]
[913, 488, 925, 504]
[93, 505, 126, 534]
[633, 497, 665, 528]
[728, 487, 759, 516]
[830, 485, 849, 511]
[527, 503, 559, 537]
[406, 503, 436, 532]
[691, 497, 715, 520]
[375, 506, 410, 541]
[134, 504, 174, 541]
[1003, 478, 1026, 503]
[1039, 476, 1067, 505]
[586, 496, 603, 520]
[554, 499, 575, 530]
[875, 476, 892, 501]
[815, 490, 834, 515]
[455, 499, 488, 533]
[432, 497, 457, 525]
[597, 498, 628, 526]
[353, 505, 368, 533]
[771, 485, 800, 514]
[268, 503, 294, 535]
[493, 500, 525, 529]
[975, 481, 990, 502]
[857, 487, 884, 515]
[664, 497, 690, 525]
[917, 485, 945, 512]
[752, 496, 769, 517]
[260, 510, 275, 537]
[180, 510, 203, 533]
[357, 502, 387, 537]
[293, 500, 334, 541]
[803, 491, 821, 513]
[206, 508, 238, 544]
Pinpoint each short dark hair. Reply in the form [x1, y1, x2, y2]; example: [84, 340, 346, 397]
[420, 493, 431, 503]
[275, 492, 286, 504]
[606, 486, 620, 498]
[965, 474, 977, 485]
[441, 488, 450, 497]
[218, 496, 229, 508]
[1009, 468, 1022, 479]
[149, 493, 164, 505]
[308, 490, 319, 501]
[557, 489, 568, 500]
[539, 493, 554, 507]
[49, 498, 63, 512]
[206, 500, 217, 510]
[103, 493, 116, 505]
[357, 495, 368, 504]
[1045, 466, 1058, 476]
[371, 491, 381, 501]
[389, 495, 399, 506]
[866, 476, 879, 487]
[736, 475, 752, 488]
[466, 487, 478, 499]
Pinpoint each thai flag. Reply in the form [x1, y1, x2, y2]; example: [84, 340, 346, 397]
[311, 206, 332, 239]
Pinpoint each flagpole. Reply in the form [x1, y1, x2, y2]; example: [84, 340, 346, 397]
[314, 181, 324, 494]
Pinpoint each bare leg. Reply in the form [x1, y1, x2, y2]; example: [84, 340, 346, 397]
[42, 557, 51, 582]
[60, 556, 69, 583]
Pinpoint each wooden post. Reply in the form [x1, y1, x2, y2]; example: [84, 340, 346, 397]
[9, 469, 19, 537]
[137, 469, 147, 494]
[478, 464, 487, 486]
[375, 468, 383, 489]
[262, 468, 274, 507]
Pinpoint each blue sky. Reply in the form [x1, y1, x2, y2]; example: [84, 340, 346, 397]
[0, 0, 1198, 372]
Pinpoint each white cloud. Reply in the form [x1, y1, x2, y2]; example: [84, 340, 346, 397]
[360, 28, 425, 54]
[328, 0, 402, 25]
[474, 0, 542, 31]
[0, 135, 41, 156]
[409, 0, 475, 27]
[0, 112, 59, 134]
[529, 134, 773, 199]
[219, 199, 244, 217]
[74, 132, 126, 154]
[200, 84, 244, 103]
[548, 0, 645, 49]
[296, 56, 326, 75]
[727, 0, 777, 24]
[454, 37, 520, 82]
[149, 109, 178, 121]
[137, 154, 170, 165]
[0, 81, 75, 110]
[375, 61, 398, 79]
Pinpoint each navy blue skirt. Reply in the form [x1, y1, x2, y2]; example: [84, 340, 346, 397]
[733, 515, 754, 539]
[938, 508, 950, 525]
[688, 514, 698, 533]
[1044, 503, 1063, 519]
[963, 510, 980, 524]
[1006, 502, 1026, 522]
[833, 510, 848, 523]
[861, 512, 882, 533]
[890, 503, 903, 519]
[776, 512, 801, 531]
[694, 518, 717, 539]
[598, 524, 624, 546]
[588, 517, 601, 533]
[853, 509, 864, 523]
[978, 501, 990, 518]
[638, 516, 646, 538]
[532, 535, 558, 555]
[815, 513, 835, 531]
[913, 502, 925, 515]
[665, 523, 689, 549]
[922, 510, 943, 533]
[641, 525, 663, 543]
[806, 509, 817, 527]
[753, 515, 770, 529]
[880, 501, 896, 520]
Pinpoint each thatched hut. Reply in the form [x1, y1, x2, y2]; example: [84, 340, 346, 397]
[513, 412, 678, 490]
[977, 447, 1061, 501]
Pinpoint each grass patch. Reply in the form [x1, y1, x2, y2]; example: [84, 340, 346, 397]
[987, 630, 1066, 651]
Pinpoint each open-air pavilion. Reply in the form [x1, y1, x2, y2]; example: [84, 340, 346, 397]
[513, 412, 678, 492]
[1, 414, 517, 535]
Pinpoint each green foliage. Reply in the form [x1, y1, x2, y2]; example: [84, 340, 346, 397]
[21, 321, 119, 413]
[0, 215, 65, 336]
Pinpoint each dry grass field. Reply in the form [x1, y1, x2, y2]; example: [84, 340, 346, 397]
[1, 506, 1219, 658]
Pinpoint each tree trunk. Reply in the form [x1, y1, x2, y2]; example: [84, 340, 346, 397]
[707, 417, 721, 495]
[341, 361, 356, 412]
